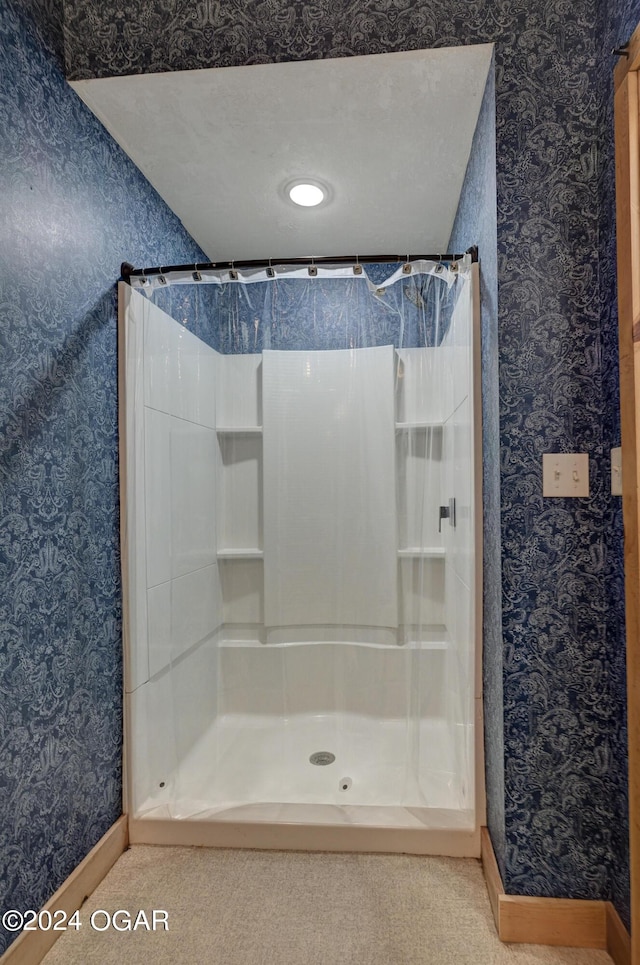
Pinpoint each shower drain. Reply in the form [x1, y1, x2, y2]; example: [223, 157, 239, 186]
[309, 751, 335, 766]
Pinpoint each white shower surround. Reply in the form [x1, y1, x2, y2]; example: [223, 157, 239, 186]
[119, 270, 483, 855]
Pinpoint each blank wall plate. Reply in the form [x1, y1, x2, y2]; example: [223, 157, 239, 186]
[611, 447, 622, 496]
[542, 453, 589, 497]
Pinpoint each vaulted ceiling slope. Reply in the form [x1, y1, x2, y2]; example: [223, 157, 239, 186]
[72, 45, 493, 261]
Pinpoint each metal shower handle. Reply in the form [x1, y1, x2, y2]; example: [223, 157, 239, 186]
[438, 498, 456, 532]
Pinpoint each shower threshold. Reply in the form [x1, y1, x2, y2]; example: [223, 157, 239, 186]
[129, 713, 479, 857]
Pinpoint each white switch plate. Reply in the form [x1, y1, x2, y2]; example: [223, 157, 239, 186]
[542, 453, 589, 497]
[611, 447, 622, 496]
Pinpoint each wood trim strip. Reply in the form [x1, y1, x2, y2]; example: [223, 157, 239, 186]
[623, 74, 640, 325]
[614, 20, 640, 91]
[615, 73, 640, 324]
[0, 816, 128, 965]
[480, 825, 503, 931]
[615, 67, 640, 963]
[607, 902, 632, 965]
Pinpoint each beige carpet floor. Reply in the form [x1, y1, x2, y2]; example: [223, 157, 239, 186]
[41, 846, 613, 965]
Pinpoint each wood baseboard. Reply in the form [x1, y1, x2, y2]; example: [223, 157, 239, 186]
[1, 815, 128, 965]
[498, 894, 607, 949]
[607, 900, 632, 965]
[481, 827, 630, 962]
[480, 825, 503, 928]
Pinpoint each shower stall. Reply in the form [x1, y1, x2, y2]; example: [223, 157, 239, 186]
[119, 256, 482, 855]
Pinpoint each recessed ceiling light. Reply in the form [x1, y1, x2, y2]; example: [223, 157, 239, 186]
[289, 183, 325, 206]
[282, 178, 332, 209]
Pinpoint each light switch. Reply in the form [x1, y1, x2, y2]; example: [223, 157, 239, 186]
[542, 453, 589, 497]
[611, 447, 622, 496]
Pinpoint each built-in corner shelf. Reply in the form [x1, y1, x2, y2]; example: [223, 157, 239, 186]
[398, 547, 445, 559]
[216, 426, 263, 436]
[217, 549, 264, 560]
[395, 421, 443, 432]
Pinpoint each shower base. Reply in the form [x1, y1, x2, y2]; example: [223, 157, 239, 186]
[130, 712, 478, 856]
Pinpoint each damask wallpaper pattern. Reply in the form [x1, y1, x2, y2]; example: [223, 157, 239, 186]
[20, 0, 65, 65]
[61, 0, 631, 914]
[64, 0, 491, 79]
[0, 1, 206, 954]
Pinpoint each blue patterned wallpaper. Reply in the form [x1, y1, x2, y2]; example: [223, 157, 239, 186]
[0, 1, 206, 954]
[62, 0, 626, 914]
[19, 0, 65, 66]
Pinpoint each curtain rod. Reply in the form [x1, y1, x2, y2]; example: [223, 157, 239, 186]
[120, 247, 478, 282]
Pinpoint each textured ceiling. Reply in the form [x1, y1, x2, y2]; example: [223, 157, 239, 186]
[72, 45, 493, 261]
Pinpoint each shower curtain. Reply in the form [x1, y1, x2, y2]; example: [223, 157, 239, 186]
[122, 258, 477, 825]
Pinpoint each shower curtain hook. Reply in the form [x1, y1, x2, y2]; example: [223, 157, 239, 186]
[267, 258, 275, 279]
[308, 257, 317, 277]
[193, 263, 202, 282]
[402, 255, 412, 275]
[353, 255, 363, 275]
[229, 260, 238, 281]
[158, 267, 167, 285]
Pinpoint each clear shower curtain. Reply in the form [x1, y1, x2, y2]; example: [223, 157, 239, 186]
[123, 259, 477, 825]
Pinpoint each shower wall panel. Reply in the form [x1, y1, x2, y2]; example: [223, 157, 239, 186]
[441, 277, 477, 810]
[121, 286, 223, 814]
[262, 346, 397, 630]
[141, 291, 220, 678]
[395, 347, 445, 424]
[441, 277, 474, 591]
[216, 353, 263, 428]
